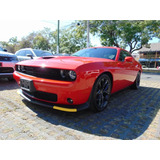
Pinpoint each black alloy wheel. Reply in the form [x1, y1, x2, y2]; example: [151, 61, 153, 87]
[131, 72, 141, 89]
[90, 74, 112, 112]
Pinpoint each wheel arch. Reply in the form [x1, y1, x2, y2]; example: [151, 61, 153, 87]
[99, 71, 113, 88]
[89, 71, 113, 112]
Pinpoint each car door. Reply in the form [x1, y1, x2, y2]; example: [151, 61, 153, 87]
[117, 50, 135, 89]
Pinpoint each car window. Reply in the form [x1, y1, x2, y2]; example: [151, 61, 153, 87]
[25, 50, 34, 56]
[119, 50, 131, 61]
[72, 48, 117, 60]
[33, 49, 53, 57]
[16, 50, 26, 56]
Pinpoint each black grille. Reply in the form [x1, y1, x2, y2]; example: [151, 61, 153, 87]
[16, 66, 75, 81]
[17, 66, 61, 80]
[23, 90, 57, 102]
[0, 67, 14, 73]
[0, 56, 12, 61]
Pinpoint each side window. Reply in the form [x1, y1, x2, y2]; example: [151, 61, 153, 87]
[16, 50, 26, 56]
[119, 50, 131, 61]
[25, 50, 34, 57]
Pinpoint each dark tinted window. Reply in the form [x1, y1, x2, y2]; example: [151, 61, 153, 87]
[72, 48, 117, 60]
[119, 50, 131, 61]
[33, 49, 53, 57]
[16, 50, 26, 56]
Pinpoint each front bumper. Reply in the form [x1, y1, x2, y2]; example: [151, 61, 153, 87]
[18, 89, 89, 112]
[13, 71, 92, 105]
[0, 61, 17, 78]
[0, 72, 13, 78]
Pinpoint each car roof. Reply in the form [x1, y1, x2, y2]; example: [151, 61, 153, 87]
[17, 48, 33, 51]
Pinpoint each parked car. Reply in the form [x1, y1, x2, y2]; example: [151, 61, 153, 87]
[15, 48, 53, 61]
[13, 47, 142, 112]
[0, 50, 18, 81]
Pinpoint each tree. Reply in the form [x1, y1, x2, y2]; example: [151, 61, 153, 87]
[0, 37, 19, 53]
[33, 34, 50, 50]
[59, 27, 87, 54]
[76, 20, 160, 53]
[49, 25, 87, 54]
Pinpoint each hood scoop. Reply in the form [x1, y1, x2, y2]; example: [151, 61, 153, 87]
[42, 56, 55, 59]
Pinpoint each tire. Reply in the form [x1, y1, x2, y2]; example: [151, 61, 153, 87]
[89, 74, 112, 112]
[131, 72, 141, 89]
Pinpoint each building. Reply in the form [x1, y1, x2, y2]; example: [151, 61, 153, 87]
[138, 43, 160, 68]
[132, 52, 140, 61]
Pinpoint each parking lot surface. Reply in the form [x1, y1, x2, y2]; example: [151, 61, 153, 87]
[0, 73, 160, 140]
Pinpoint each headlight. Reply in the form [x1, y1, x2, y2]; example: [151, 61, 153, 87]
[68, 70, 76, 80]
[17, 65, 21, 71]
[60, 70, 76, 81]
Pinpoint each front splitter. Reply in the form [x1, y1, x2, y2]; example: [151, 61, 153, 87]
[17, 89, 89, 112]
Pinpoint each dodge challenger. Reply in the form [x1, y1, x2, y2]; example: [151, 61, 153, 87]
[13, 47, 142, 112]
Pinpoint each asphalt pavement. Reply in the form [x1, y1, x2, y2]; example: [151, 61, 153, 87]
[141, 72, 160, 82]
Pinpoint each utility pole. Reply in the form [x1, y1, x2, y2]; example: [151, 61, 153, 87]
[87, 20, 90, 48]
[57, 20, 60, 54]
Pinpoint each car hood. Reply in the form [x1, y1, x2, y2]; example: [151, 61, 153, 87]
[0, 51, 17, 57]
[16, 56, 114, 70]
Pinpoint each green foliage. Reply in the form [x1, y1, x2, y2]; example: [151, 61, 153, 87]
[33, 34, 50, 50]
[59, 27, 87, 54]
[76, 20, 160, 53]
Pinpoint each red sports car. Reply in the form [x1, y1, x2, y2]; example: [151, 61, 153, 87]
[13, 47, 142, 112]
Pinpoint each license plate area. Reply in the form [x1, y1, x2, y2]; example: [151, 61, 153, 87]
[20, 78, 36, 92]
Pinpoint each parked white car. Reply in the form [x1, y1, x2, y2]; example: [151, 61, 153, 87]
[0, 48, 18, 81]
[15, 48, 53, 61]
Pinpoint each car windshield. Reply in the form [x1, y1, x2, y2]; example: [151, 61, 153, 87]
[72, 48, 117, 60]
[33, 49, 53, 57]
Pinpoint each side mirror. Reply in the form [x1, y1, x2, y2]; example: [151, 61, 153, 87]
[3, 49, 7, 52]
[125, 56, 133, 62]
[26, 54, 33, 59]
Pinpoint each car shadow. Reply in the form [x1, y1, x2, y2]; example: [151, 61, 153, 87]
[0, 78, 19, 91]
[22, 86, 160, 140]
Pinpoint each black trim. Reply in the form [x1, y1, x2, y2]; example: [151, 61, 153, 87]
[0, 67, 14, 73]
[19, 89, 89, 111]
[22, 89, 57, 102]
[15, 65, 76, 81]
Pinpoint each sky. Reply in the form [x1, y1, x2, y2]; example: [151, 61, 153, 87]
[0, 20, 101, 46]
[0, 20, 73, 41]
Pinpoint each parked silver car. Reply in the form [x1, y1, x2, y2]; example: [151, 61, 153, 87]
[15, 48, 53, 61]
[0, 49, 18, 81]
